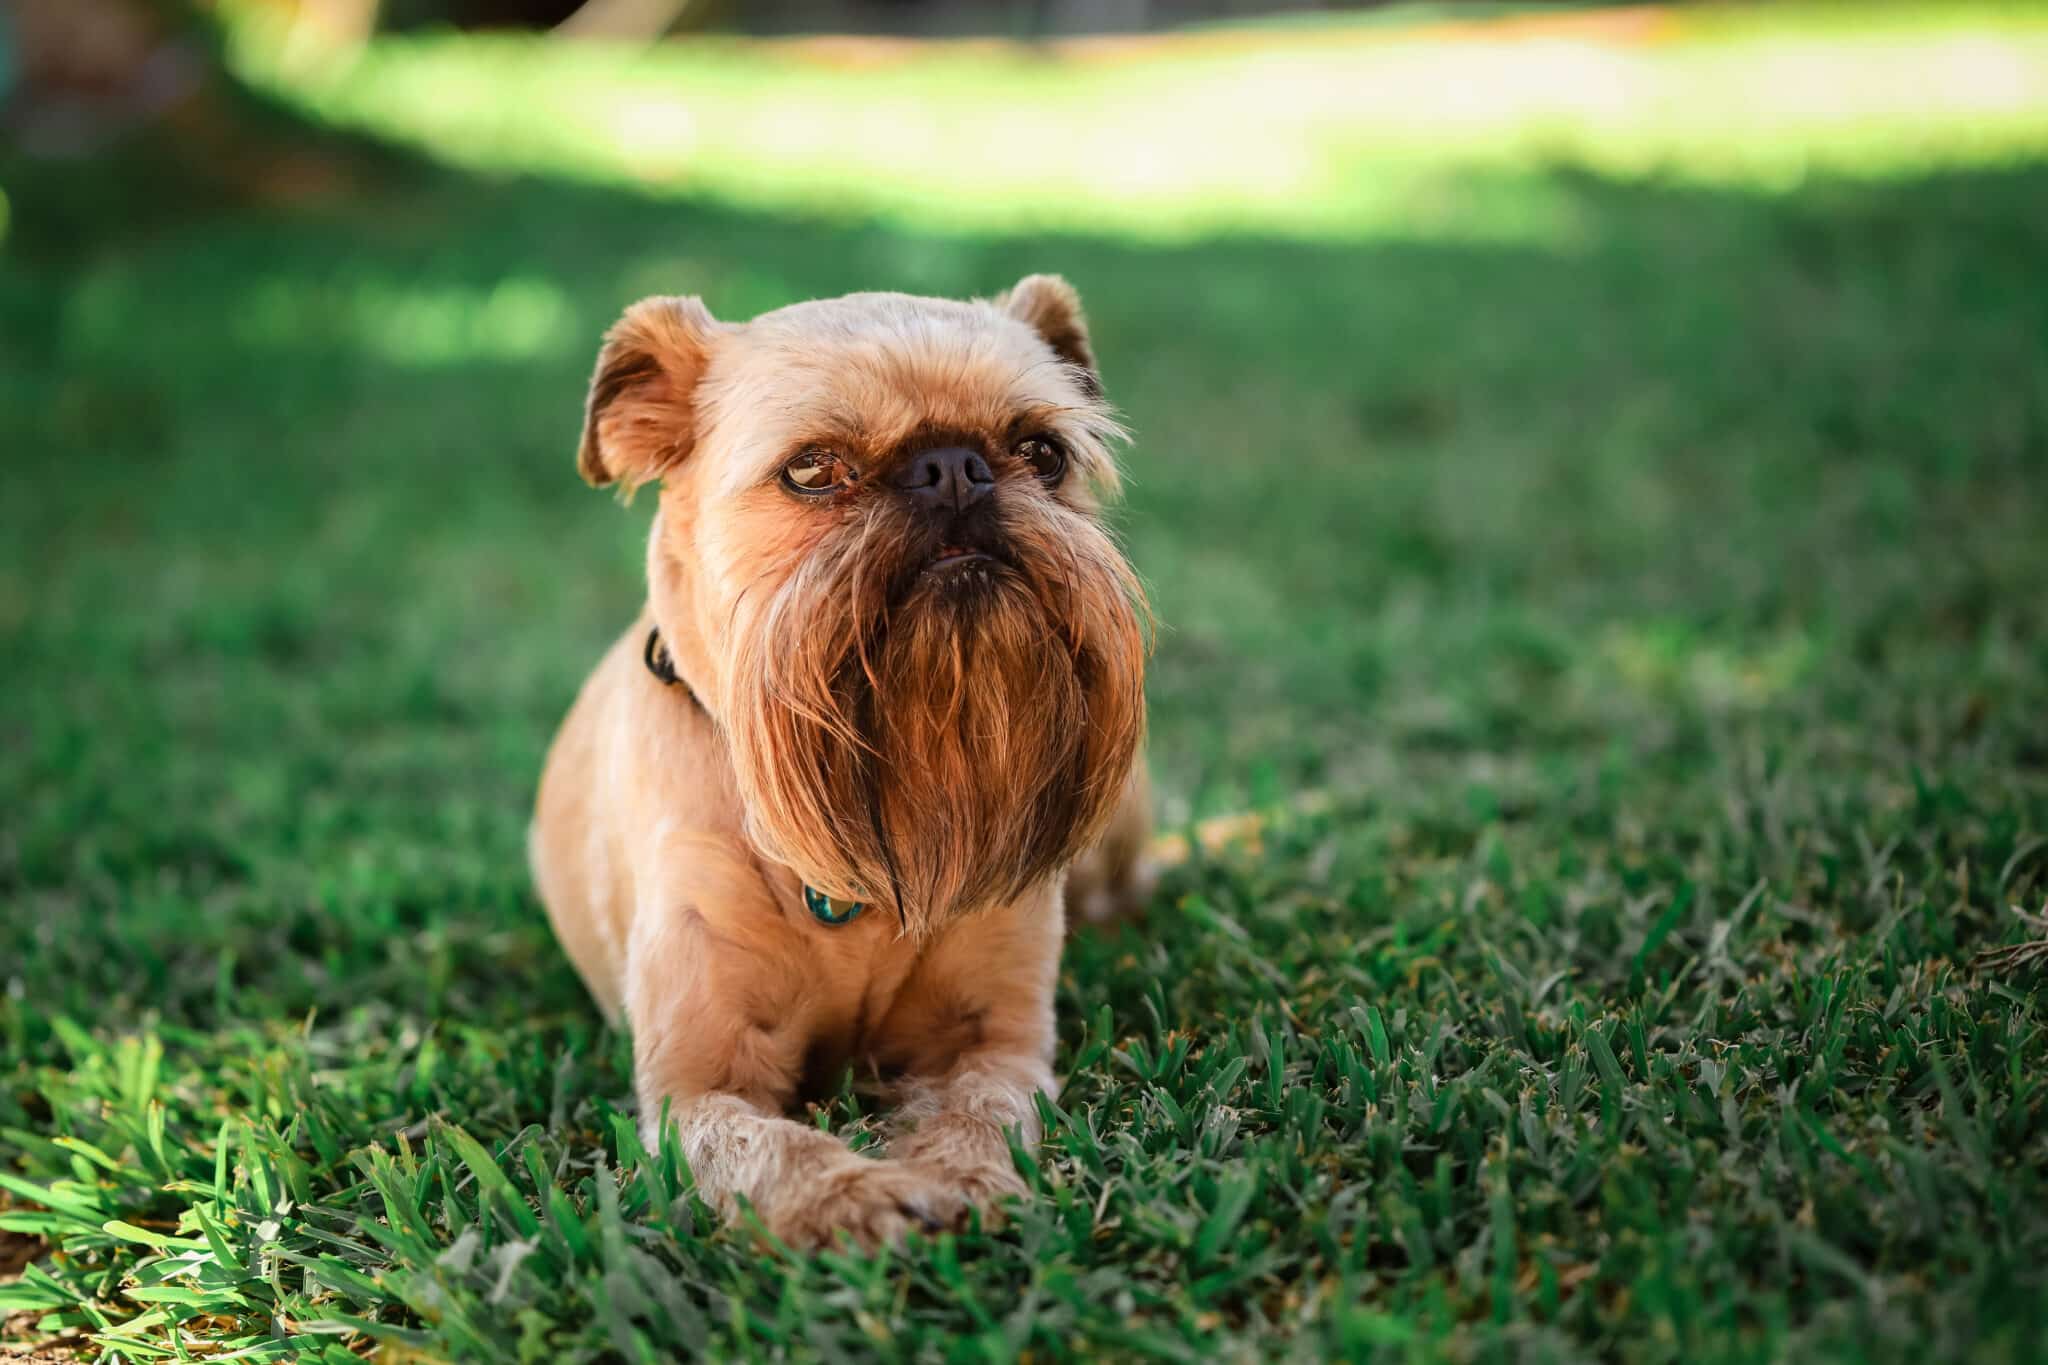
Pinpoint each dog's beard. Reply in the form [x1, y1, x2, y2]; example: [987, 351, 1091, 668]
[720, 497, 1146, 937]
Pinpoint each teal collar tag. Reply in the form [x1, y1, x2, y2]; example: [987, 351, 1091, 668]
[804, 885, 864, 924]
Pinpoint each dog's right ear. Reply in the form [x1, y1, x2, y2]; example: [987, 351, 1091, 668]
[578, 295, 722, 492]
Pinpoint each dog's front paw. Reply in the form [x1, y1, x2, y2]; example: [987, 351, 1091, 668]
[889, 1120, 1032, 1229]
[760, 1159, 968, 1252]
[912, 1158, 1028, 1229]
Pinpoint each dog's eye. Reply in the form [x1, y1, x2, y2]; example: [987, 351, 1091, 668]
[781, 449, 851, 495]
[1016, 436, 1067, 484]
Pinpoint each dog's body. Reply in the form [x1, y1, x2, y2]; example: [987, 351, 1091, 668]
[531, 280, 1149, 1248]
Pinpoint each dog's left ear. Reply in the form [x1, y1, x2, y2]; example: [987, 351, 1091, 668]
[578, 295, 723, 491]
[1000, 273, 1099, 395]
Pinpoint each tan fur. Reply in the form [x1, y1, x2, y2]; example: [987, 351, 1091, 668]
[531, 278, 1149, 1250]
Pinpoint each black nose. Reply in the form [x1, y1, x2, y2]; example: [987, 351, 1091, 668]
[891, 445, 994, 513]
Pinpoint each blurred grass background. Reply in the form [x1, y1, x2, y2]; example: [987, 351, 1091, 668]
[3, 1, 2047, 1360]
[227, 3, 2048, 237]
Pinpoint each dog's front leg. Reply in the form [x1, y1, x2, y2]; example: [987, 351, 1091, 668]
[629, 905, 966, 1250]
[878, 890, 1064, 1222]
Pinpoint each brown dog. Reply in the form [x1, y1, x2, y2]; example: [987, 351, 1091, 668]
[529, 278, 1151, 1249]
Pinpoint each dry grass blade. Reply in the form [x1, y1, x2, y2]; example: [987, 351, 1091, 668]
[1973, 904, 2048, 976]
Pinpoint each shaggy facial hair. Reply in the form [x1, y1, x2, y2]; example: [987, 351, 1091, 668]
[718, 487, 1147, 937]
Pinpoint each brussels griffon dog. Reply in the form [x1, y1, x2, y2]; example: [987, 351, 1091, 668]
[530, 277, 1151, 1249]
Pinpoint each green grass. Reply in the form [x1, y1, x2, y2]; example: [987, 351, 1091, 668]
[5, 6, 2048, 1361]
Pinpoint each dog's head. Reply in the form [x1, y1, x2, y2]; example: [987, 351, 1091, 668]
[576, 278, 1148, 934]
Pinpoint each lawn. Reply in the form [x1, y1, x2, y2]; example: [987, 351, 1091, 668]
[4, 4, 2048, 1361]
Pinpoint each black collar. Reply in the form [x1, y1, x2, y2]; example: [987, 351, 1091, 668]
[643, 626, 704, 711]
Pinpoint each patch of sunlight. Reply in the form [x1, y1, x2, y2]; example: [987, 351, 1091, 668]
[1597, 621, 1814, 712]
[221, 3, 2048, 244]
[231, 276, 575, 366]
[61, 256, 573, 367]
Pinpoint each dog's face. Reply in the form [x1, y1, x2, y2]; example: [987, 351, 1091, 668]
[576, 278, 1147, 933]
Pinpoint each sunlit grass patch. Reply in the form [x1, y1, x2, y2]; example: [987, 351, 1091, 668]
[223, 2, 2048, 242]
[1594, 619, 1815, 712]
[234, 275, 576, 366]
